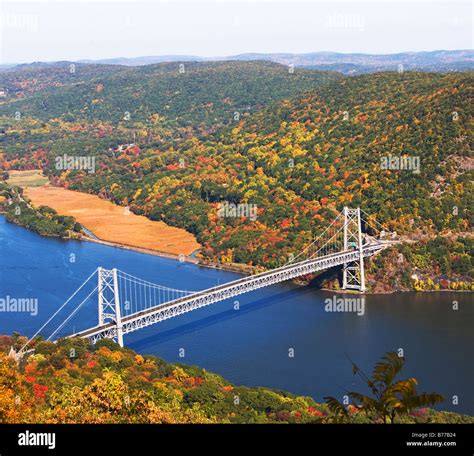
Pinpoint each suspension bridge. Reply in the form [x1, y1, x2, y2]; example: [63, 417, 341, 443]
[18, 207, 399, 354]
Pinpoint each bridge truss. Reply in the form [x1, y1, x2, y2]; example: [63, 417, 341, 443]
[18, 207, 396, 352]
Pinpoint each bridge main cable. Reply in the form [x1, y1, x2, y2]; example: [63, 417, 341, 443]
[75, 244, 385, 345]
[18, 267, 99, 355]
[286, 210, 344, 265]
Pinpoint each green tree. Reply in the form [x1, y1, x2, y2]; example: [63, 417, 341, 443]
[324, 352, 444, 423]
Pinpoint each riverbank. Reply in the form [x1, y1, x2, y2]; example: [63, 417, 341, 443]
[0, 182, 83, 239]
[25, 185, 201, 256]
[70, 234, 474, 293]
[81, 234, 258, 275]
[2, 206, 471, 293]
[2, 180, 472, 292]
[2, 217, 473, 416]
[3, 335, 473, 424]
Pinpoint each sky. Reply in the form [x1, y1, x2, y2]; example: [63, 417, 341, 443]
[0, 0, 472, 64]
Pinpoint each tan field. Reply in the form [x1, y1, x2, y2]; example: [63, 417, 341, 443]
[7, 170, 49, 187]
[25, 185, 201, 256]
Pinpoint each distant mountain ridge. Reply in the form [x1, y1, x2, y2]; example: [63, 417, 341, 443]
[2, 50, 473, 74]
[0, 59, 341, 136]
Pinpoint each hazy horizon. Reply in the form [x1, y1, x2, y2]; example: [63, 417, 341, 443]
[1, 0, 472, 65]
[1, 49, 472, 67]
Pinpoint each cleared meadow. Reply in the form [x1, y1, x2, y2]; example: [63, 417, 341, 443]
[26, 185, 201, 256]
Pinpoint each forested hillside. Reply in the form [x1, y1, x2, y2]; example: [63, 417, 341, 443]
[0, 61, 340, 135]
[1, 335, 472, 424]
[0, 63, 472, 290]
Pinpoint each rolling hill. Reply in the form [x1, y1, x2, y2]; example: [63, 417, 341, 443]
[3, 49, 471, 74]
[0, 61, 341, 131]
[0, 62, 472, 291]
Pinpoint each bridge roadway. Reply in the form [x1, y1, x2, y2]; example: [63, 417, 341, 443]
[70, 242, 388, 344]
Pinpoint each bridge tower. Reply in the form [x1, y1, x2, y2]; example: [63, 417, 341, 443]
[342, 207, 366, 292]
[97, 267, 124, 347]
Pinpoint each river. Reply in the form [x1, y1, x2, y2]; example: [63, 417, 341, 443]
[0, 215, 473, 415]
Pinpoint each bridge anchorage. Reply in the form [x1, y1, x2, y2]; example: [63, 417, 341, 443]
[18, 207, 398, 353]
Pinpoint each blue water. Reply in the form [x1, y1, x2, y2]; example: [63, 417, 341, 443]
[81, 225, 98, 239]
[1, 215, 473, 415]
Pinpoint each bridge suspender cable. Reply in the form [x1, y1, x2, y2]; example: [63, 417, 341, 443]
[359, 208, 390, 233]
[310, 216, 348, 259]
[18, 267, 99, 355]
[21, 207, 395, 350]
[116, 269, 195, 293]
[286, 210, 344, 264]
[47, 285, 99, 341]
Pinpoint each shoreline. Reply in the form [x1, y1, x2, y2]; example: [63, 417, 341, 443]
[1, 213, 471, 295]
[320, 287, 472, 295]
[80, 234, 256, 275]
[24, 184, 201, 256]
[80, 235, 472, 295]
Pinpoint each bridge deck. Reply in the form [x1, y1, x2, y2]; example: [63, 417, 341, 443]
[70, 243, 387, 341]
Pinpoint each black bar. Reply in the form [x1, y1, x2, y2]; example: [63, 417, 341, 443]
[0, 424, 472, 454]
